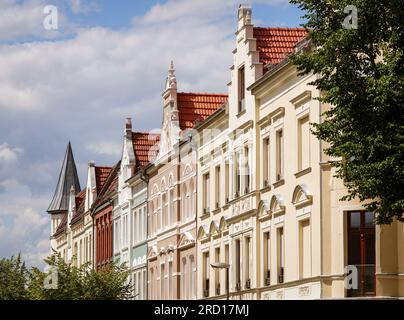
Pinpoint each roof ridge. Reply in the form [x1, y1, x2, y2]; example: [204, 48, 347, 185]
[177, 92, 228, 96]
[253, 26, 306, 30]
[132, 131, 161, 136]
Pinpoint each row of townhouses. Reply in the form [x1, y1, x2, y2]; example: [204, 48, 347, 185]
[47, 5, 404, 299]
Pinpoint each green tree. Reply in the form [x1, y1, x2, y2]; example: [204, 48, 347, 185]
[27, 253, 134, 300]
[0, 254, 28, 300]
[290, 0, 404, 224]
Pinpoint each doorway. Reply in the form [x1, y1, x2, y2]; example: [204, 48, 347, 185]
[347, 211, 376, 297]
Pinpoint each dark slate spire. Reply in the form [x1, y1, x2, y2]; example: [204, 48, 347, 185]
[47, 142, 81, 214]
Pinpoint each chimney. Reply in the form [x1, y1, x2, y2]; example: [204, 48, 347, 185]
[125, 117, 132, 139]
[238, 4, 252, 30]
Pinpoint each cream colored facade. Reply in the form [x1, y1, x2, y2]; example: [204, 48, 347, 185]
[196, 5, 403, 300]
[53, 163, 96, 268]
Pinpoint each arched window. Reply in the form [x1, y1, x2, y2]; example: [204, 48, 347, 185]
[169, 189, 174, 225]
[182, 185, 187, 222]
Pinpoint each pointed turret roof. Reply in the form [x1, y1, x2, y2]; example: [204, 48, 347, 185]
[47, 142, 81, 214]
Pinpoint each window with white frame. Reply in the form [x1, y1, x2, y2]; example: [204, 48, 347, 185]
[276, 129, 284, 181]
[298, 115, 310, 171]
[190, 255, 195, 299]
[160, 264, 165, 300]
[263, 137, 270, 186]
[299, 219, 311, 279]
[202, 173, 210, 212]
[215, 166, 221, 209]
[189, 179, 195, 218]
[169, 189, 174, 225]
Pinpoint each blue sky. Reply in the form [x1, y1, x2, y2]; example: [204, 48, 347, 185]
[0, 0, 305, 267]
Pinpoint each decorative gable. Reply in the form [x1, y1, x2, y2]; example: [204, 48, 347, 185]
[270, 194, 285, 215]
[177, 232, 195, 250]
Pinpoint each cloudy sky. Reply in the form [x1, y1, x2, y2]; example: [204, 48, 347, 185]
[0, 0, 304, 267]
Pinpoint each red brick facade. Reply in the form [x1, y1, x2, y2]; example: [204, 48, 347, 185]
[95, 205, 113, 269]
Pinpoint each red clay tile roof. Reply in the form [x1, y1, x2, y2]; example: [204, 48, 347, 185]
[92, 161, 121, 212]
[177, 92, 228, 130]
[95, 166, 112, 191]
[253, 27, 307, 71]
[75, 188, 86, 209]
[132, 132, 161, 170]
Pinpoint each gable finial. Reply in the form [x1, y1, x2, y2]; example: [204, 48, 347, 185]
[165, 60, 177, 90]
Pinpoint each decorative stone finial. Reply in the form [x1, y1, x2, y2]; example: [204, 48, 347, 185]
[238, 4, 252, 29]
[165, 60, 177, 91]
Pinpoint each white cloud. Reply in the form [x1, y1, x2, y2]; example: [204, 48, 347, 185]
[0, 179, 49, 267]
[0, 0, 70, 42]
[86, 141, 122, 157]
[0, 0, 298, 267]
[0, 143, 23, 165]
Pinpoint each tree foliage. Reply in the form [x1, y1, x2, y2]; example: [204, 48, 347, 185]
[0, 254, 134, 300]
[290, 0, 404, 224]
[0, 254, 29, 300]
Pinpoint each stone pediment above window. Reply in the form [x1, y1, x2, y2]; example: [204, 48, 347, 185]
[197, 225, 210, 241]
[292, 183, 312, 208]
[258, 199, 271, 220]
[178, 232, 195, 249]
[209, 220, 220, 237]
[270, 194, 285, 215]
[219, 215, 229, 231]
[147, 246, 158, 260]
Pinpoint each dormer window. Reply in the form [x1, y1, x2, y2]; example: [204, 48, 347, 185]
[238, 66, 245, 113]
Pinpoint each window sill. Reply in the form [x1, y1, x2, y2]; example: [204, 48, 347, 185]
[273, 179, 285, 189]
[212, 207, 221, 214]
[294, 167, 312, 178]
[200, 212, 210, 220]
[260, 183, 271, 192]
[236, 109, 246, 118]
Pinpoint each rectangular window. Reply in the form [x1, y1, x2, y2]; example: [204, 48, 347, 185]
[169, 261, 173, 300]
[235, 152, 241, 196]
[215, 166, 221, 209]
[203, 252, 210, 297]
[276, 130, 284, 181]
[244, 146, 250, 193]
[160, 264, 165, 300]
[263, 232, 271, 285]
[263, 138, 270, 186]
[277, 228, 284, 283]
[214, 247, 220, 294]
[299, 219, 311, 279]
[245, 236, 252, 287]
[190, 256, 195, 299]
[143, 269, 147, 300]
[238, 66, 245, 113]
[298, 115, 310, 171]
[235, 239, 241, 289]
[225, 161, 230, 203]
[203, 173, 210, 212]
